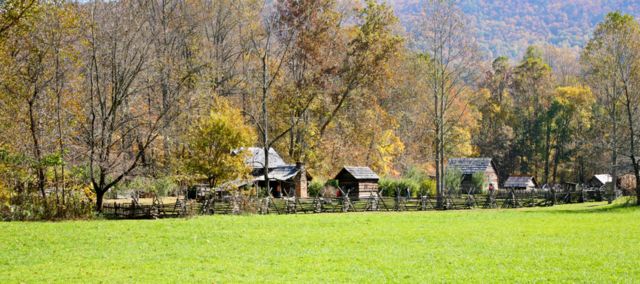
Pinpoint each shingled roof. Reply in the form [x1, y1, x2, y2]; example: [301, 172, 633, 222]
[504, 176, 537, 188]
[337, 166, 380, 180]
[447, 158, 495, 175]
[237, 147, 287, 169]
[591, 174, 612, 185]
[254, 165, 299, 181]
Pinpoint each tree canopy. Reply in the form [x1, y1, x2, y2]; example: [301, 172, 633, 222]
[2, 0, 640, 217]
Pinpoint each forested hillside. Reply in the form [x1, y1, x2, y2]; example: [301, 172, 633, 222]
[391, 0, 640, 58]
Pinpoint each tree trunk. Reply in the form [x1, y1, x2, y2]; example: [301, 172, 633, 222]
[28, 98, 47, 210]
[623, 85, 639, 205]
[434, 79, 443, 209]
[95, 190, 106, 212]
[610, 100, 618, 204]
[543, 117, 551, 184]
[552, 142, 561, 185]
[637, 180, 640, 206]
[439, 67, 446, 208]
[261, 53, 270, 198]
[289, 114, 295, 158]
[439, 97, 445, 208]
[632, 158, 640, 206]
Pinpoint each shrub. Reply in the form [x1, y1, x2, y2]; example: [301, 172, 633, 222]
[325, 179, 339, 188]
[404, 165, 428, 181]
[471, 172, 488, 194]
[420, 178, 437, 196]
[397, 179, 420, 197]
[308, 180, 324, 197]
[378, 178, 393, 196]
[379, 178, 420, 197]
[2, 187, 94, 221]
[153, 177, 177, 197]
[107, 182, 128, 199]
[113, 176, 177, 198]
[128, 177, 152, 192]
[618, 174, 637, 196]
[445, 168, 463, 194]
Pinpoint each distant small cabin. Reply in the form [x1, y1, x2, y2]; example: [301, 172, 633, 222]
[447, 158, 499, 192]
[334, 166, 379, 199]
[589, 174, 612, 188]
[504, 176, 538, 191]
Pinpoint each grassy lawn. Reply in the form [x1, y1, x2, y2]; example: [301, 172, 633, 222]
[1, 202, 639, 283]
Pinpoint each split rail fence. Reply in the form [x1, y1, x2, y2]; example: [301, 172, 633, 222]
[102, 187, 611, 219]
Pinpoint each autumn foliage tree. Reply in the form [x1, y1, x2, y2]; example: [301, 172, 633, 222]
[82, 0, 199, 211]
[182, 97, 256, 187]
[583, 12, 640, 205]
[416, 0, 480, 208]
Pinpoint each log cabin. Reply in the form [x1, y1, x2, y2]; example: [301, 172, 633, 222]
[447, 158, 499, 192]
[333, 166, 380, 199]
[504, 176, 538, 191]
[235, 147, 311, 198]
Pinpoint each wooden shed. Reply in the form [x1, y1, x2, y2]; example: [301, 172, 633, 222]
[334, 166, 379, 199]
[447, 158, 499, 192]
[589, 174, 612, 188]
[504, 176, 538, 191]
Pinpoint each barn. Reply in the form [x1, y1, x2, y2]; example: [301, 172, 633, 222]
[333, 166, 380, 199]
[447, 158, 499, 192]
[504, 176, 538, 191]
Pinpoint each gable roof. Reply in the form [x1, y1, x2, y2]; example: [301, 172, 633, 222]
[504, 176, 537, 188]
[591, 174, 612, 185]
[335, 166, 379, 180]
[447, 158, 495, 175]
[237, 147, 287, 169]
[254, 165, 299, 181]
[228, 165, 312, 187]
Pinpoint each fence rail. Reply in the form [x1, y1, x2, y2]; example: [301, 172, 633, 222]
[101, 187, 611, 219]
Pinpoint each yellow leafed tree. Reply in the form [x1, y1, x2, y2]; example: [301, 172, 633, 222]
[182, 97, 256, 187]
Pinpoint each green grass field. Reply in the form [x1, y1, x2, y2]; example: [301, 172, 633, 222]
[1, 202, 639, 283]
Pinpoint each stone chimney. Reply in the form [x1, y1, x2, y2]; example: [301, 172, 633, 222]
[295, 162, 308, 198]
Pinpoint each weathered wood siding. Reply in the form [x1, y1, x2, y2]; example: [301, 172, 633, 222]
[460, 166, 499, 192]
[334, 167, 380, 199]
[358, 182, 379, 198]
[486, 167, 499, 189]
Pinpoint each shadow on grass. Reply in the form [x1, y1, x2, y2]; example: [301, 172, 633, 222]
[524, 199, 640, 214]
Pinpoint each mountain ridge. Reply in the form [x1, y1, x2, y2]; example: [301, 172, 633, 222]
[390, 0, 640, 59]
